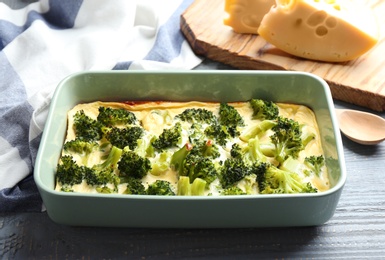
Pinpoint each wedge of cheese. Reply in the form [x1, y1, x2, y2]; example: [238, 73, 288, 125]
[224, 0, 275, 34]
[257, 0, 379, 62]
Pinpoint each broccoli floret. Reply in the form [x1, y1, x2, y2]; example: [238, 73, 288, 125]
[221, 186, 247, 195]
[57, 146, 122, 190]
[63, 139, 98, 154]
[251, 160, 270, 175]
[170, 143, 193, 174]
[56, 155, 86, 186]
[171, 142, 219, 187]
[84, 146, 122, 188]
[191, 139, 220, 159]
[123, 177, 146, 195]
[147, 180, 175, 196]
[73, 110, 103, 141]
[204, 123, 231, 146]
[219, 103, 245, 137]
[202, 103, 245, 145]
[218, 103, 245, 138]
[84, 168, 119, 188]
[60, 186, 74, 192]
[105, 126, 144, 150]
[182, 154, 218, 185]
[118, 150, 152, 179]
[97, 107, 137, 126]
[270, 117, 304, 164]
[63, 139, 98, 165]
[230, 143, 242, 159]
[201, 140, 220, 159]
[304, 155, 325, 177]
[249, 99, 279, 120]
[305, 182, 318, 193]
[176, 108, 217, 124]
[218, 103, 245, 128]
[220, 158, 251, 189]
[152, 122, 182, 151]
[219, 159, 263, 195]
[256, 162, 317, 194]
[188, 123, 206, 144]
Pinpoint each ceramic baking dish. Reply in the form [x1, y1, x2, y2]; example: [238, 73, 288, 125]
[34, 70, 346, 228]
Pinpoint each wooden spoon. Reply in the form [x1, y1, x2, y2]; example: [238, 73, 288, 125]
[335, 109, 385, 145]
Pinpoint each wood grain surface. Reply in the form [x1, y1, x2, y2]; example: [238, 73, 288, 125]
[181, 0, 385, 111]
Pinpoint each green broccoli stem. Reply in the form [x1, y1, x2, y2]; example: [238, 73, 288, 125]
[280, 156, 303, 175]
[201, 139, 219, 158]
[239, 120, 277, 142]
[63, 139, 99, 166]
[191, 178, 207, 196]
[301, 131, 316, 147]
[246, 137, 268, 163]
[177, 176, 207, 196]
[259, 143, 275, 157]
[94, 146, 123, 171]
[177, 176, 191, 195]
[274, 140, 300, 164]
[170, 143, 193, 174]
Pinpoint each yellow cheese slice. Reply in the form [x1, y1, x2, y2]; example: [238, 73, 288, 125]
[224, 0, 275, 34]
[257, 0, 379, 62]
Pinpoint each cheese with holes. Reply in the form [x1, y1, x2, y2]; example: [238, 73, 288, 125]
[224, 0, 275, 34]
[257, 0, 379, 62]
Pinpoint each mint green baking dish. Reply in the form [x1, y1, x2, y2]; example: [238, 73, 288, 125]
[34, 70, 346, 228]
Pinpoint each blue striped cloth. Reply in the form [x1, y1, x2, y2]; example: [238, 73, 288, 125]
[0, 0, 201, 212]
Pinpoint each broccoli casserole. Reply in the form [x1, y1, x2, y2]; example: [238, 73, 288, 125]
[55, 99, 330, 195]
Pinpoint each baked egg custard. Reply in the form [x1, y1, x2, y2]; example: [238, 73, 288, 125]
[55, 100, 330, 195]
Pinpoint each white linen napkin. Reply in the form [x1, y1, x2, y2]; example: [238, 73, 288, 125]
[0, 0, 201, 211]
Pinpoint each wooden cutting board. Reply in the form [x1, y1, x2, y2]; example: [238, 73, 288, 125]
[180, 0, 385, 111]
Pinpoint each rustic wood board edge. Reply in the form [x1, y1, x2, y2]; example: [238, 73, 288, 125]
[180, 0, 385, 112]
